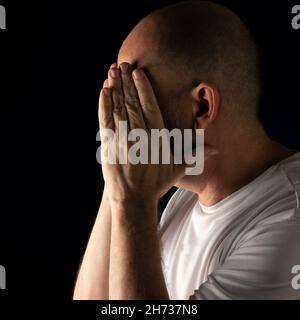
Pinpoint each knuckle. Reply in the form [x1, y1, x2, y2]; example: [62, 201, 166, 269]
[125, 97, 139, 107]
[113, 104, 123, 114]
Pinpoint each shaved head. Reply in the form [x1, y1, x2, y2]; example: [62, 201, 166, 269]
[118, 0, 261, 130]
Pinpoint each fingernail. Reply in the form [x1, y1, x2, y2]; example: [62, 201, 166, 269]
[103, 88, 111, 96]
[110, 63, 117, 68]
[103, 79, 108, 88]
[110, 68, 119, 78]
[120, 63, 130, 74]
[132, 69, 141, 80]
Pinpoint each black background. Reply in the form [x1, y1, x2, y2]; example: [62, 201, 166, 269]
[0, 0, 300, 300]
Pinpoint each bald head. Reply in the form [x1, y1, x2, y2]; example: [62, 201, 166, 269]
[118, 1, 261, 128]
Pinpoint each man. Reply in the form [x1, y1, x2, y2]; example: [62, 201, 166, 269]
[73, 1, 300, 299]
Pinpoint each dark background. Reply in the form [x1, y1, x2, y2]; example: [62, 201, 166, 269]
[0, 0, 299, 300]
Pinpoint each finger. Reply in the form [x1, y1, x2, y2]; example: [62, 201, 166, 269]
[119, 62, 146, 130]
[103, 79, 109, 88]
[132, 68, 164, 130]
[108, 67, 127, 131]
[99, 87, 114, 131]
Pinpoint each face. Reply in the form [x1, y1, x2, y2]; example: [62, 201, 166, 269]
[117, 22, 195, 133]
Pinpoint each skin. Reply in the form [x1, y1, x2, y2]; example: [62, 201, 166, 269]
[73, 2, 294, 300]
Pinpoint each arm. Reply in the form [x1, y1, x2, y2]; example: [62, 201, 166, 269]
[109, 200, 169, 300]
[73, 188, 111, 300]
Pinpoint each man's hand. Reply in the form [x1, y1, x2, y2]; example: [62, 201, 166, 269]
[99, 62, 186, 206]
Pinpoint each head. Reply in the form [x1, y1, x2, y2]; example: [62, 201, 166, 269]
[118, 0, 262, 162]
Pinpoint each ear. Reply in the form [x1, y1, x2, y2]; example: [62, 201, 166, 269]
[191, 83, 220, 129]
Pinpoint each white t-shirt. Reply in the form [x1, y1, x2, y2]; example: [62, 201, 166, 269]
[158, 152, 300, 300]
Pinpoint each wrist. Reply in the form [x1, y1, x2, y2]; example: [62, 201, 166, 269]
[110, 197, 158, 225]
[108, 192, 158, 209]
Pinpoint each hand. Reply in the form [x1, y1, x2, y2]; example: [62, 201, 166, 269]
[98, 62, 215, 205]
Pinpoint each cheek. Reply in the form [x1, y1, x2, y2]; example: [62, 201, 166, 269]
[173, 96, 194, 131]
[160, 105, 174, 130]
[150, 74, 192, 130]
[151, 90, 174, 130]
[158, 98, 193, 132]
[178, 106, 194, 130]
[161, 104, 192, 132]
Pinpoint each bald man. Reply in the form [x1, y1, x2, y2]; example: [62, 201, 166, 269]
[73, 1, 300, 300]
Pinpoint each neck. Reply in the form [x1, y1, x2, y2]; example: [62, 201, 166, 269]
[177, 123, 294, 206]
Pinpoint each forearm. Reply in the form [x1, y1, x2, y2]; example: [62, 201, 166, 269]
[73, 190, 111, 300]
[109, 200, 169, 300]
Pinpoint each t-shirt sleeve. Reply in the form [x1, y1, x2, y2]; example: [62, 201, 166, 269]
[189, 219, 300, 300]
